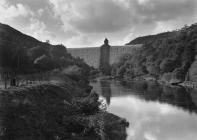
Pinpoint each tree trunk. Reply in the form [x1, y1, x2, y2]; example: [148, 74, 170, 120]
[4, 73, 7, 89]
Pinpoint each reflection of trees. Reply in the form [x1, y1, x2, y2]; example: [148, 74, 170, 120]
[100, 80, 112, 105]
[121, 81, 197, 114]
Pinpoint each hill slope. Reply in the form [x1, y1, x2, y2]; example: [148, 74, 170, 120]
[113, 23, 197, 83]
[0, 23, 91, 76]
[0, 23, 41, 48]
[126, 31, 178, 45]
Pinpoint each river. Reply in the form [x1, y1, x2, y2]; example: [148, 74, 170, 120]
[90, 80, 197, 140]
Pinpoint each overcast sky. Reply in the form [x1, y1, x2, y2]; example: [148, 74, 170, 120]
[1, 0, 197, 48]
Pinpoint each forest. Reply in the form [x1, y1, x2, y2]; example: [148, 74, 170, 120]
[0, 23, 92, 87]
[112, 23, 197, 83]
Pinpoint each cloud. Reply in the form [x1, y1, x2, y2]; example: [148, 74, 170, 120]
[0, 0, 31, 23]
[50, 0, 134, 33]
[136, 0, 197, 21]
[9, 0, 70, 31]
[70, 0, 132, 33]
[109, 96, 197, 140]
[1, 0, 197, 47]
[6, 0, 52, 11]
[0, 1, 71, 47]
[49, 0, 197, 47]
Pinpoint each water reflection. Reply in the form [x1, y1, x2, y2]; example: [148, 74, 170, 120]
[91, 80, 197, 140]
[120, 81, 197, 113]
[100, 81, 111, 105]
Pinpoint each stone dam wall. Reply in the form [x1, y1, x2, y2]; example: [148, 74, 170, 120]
[68, 44, 142, 68]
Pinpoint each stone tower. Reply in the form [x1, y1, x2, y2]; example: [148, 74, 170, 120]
[99, 38, 111, 75]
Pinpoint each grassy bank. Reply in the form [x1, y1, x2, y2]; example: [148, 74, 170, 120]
[0, 76, 128, 140]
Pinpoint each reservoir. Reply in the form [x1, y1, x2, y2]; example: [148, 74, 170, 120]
[91, 80, 197, 140]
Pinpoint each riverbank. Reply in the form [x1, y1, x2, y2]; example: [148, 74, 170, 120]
[111, 74, 197, 89]
[0, 75, 129, 140]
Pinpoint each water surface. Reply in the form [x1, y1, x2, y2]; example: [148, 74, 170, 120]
[91, 80, 197, 140]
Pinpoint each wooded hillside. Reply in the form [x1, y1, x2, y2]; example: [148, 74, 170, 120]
[113, 23, 197, 83]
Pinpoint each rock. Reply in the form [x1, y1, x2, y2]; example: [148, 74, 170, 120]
[161, 72, 184, 84]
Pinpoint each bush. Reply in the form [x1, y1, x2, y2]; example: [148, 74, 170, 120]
[160, 59, 177, 73]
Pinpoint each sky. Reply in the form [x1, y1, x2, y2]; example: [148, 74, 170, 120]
[0, 0, 197, 48]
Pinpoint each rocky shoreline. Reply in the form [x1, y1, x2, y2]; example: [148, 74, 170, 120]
[0, 76, 129, 140]
[111, 74, 196, 89]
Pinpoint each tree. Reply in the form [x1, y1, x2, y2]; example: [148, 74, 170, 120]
[160, 59, 177, 73]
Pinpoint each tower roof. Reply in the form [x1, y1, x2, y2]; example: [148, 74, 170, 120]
[104, 38, 109, 45]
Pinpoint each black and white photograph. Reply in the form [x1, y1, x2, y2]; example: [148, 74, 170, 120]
[0, 0, 197, 140]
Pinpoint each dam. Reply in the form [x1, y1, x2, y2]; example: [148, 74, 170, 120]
[68, 40, 142, 68]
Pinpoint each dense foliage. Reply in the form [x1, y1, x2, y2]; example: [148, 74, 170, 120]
[126, 31, 177, 45]
[0, 75, 128, 140]
[0, 23, 91, 76]
[112, 24, 197, 82]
